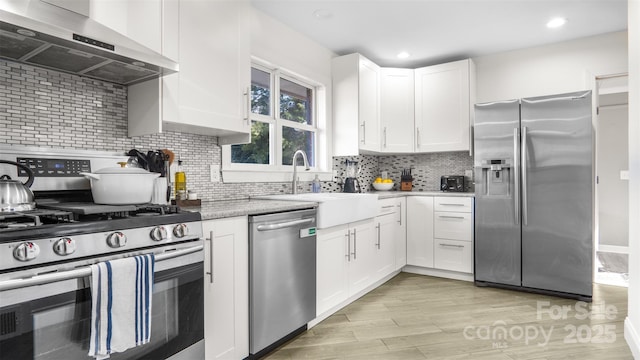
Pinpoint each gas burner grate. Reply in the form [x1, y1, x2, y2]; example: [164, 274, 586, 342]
[136, 204, 179, 215]
[0, 209, 74, 229]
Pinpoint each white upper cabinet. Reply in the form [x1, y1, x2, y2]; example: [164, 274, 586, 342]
[332, 53, 381, 155]
[414, 59, 475, 153]
[380, 68, 415, 153]
[90, 0, 162, 54]
[127, 0, 251, 145]
[333, 55, 475, 155]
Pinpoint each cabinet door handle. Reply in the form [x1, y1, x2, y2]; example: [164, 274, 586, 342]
[416, 127, 421, 148]
[345, 231, 351, 262]
[438, 215, 466, 219]
[205, 230, 214, 284]
[439, 243, 465, 248]
[398, 204, 402, 225]
[383, 127, 387, 148]
[243, 87, 250, 125]
[376, 223, 381, 249]
[360, 122, 366, 144]
[352, 229, 357, 259]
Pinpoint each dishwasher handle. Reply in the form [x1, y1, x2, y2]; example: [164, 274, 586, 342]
[256, 218, 314, 231]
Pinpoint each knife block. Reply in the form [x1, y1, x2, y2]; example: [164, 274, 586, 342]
[400, 180, 413, 191]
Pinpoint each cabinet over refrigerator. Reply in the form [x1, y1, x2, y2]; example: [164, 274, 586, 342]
[474, 90, 593, 301]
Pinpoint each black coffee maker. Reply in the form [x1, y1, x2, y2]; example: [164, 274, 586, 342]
[343, 160, 360, 193]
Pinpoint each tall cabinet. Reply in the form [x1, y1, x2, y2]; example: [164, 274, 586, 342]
[128, 0, 251, 145]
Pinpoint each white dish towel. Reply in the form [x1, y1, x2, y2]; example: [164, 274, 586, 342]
[89, 254, 155, 359]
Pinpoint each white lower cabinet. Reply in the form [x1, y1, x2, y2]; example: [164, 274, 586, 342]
[376, 197, 407, 273]
[394, 199, 407, 269]
[406, 197, 435, 267]
[202, 217, 249, 360]
[407, 196, 474, 276]
[374, 212, 396, 281]
[316, 219, 377, 315]
[434, 239, 473, 273]
[434, 212, 473, 241]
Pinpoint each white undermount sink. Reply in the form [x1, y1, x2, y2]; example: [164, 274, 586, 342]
[257, 193, 379, 229]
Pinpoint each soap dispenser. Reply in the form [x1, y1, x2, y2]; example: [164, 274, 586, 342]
[311, 174, 321, 193]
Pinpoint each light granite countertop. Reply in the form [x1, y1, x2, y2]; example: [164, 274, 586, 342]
[181, 199, 318, 221]
[181, 192, 474, 220]
[369, 190, 475, 199]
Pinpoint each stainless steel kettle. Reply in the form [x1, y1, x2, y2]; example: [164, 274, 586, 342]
[0, 160, 36, 212]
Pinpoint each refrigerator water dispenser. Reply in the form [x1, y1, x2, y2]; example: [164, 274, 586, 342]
[481, 160, 511, 196]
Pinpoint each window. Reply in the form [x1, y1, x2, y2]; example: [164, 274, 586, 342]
[227, 64, 322, 175]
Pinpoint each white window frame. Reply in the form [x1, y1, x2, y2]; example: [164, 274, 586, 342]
[222, 59, 332, 183]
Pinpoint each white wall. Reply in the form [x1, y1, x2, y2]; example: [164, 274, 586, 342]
[474, 31, 628, 103]
[625, 0, 640, 357]
[250, 7, 335, 87]
[597, 95, 629, 248]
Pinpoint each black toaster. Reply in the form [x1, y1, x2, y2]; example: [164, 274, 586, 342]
[440, 175, 465, 192]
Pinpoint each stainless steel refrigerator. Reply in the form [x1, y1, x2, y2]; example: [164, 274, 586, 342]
[474, 90, 593, 300]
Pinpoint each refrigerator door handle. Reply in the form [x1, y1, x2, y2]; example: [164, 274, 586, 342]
[521, 126, 528, 226]
[513, 127, 520, 225]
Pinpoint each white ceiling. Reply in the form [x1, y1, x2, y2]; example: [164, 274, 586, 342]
[250, 0, 628, 68]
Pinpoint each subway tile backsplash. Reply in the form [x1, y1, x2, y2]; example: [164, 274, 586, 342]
[1, 59, 473, 200]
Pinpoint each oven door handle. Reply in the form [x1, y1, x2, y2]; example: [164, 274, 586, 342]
[0, 245, 204, 292]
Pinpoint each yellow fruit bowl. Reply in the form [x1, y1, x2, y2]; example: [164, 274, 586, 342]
[372, 182, 394, 191]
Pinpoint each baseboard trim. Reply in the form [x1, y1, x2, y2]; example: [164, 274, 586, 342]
[598, 245, 630, 254]
[625, 317, 640, 359]
[308, 270, 401, 329]
[402, 265, 474, 282]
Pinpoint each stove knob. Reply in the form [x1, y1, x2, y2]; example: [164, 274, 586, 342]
[14, 242, 40, 262]
[150, 226, 168, 241]
[106, 232, 127, 248]
[53, 238, 76, 256]
[173, 224, 189, 238]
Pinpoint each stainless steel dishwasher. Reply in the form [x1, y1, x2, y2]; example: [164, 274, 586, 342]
[249, 208, 317, 357]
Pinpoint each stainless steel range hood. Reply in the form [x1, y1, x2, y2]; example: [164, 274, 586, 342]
[0, 0, 178, 85]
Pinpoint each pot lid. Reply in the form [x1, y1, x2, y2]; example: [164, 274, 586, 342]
[94, 162, 154, 175]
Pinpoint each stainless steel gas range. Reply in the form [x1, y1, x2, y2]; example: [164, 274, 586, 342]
[0, 146, 205, 360]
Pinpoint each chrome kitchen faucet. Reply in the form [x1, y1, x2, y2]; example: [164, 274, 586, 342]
[291, 150, 310, 194]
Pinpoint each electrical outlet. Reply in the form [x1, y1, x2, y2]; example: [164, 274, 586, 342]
[465, 169, 473, 178]
[210, 164, 221, 182]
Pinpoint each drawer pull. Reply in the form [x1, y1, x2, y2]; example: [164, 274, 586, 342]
[438, 215, 465, 219]
[381, 205, 395, 209]
[439, 243, 465, 248]
[439, 203, 465, 206]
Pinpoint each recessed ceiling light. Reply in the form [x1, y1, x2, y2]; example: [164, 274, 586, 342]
[313, 9, 332, 20]
[397, 51, 410, 59]
[546, 17, 567, 28]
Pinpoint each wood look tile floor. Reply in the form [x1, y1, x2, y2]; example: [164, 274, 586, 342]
[265, 273, 632, 360]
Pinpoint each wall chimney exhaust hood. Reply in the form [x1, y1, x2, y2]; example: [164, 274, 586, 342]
[0, 0, 178, 85]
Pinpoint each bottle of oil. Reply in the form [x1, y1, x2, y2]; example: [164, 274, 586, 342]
[174, 159, 187, 199]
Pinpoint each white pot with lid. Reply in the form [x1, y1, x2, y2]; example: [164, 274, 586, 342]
[80, 162, 161, 205]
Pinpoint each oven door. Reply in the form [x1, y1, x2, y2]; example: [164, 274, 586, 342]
[0, 246, 204, 360]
